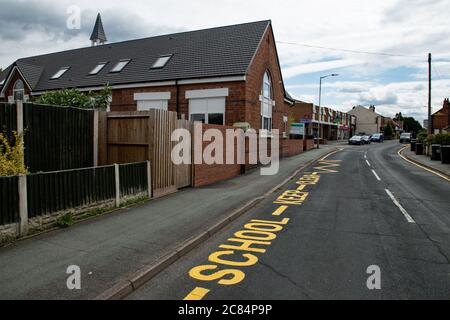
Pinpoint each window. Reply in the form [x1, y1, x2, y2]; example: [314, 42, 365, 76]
[89, 62, 107, 75]
[134, 92, 171, 111]
[261, 71, 273, 132]
[151, 55, 172, 69]
[110, 59, 130, 73]
[0, 79, 4, 86]
[137, 100, 168, 111]
[13, 80, 25, 101]
[51, 67, 70, 79]
[189, 97, 225, 125]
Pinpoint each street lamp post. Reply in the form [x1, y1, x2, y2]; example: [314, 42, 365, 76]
[317, 74, 339, 149]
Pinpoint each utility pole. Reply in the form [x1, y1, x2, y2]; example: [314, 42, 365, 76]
[428, 53, 432, 134]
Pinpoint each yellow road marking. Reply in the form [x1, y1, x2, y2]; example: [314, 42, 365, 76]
[320, 149, 343, 161]
[398, 146, 450, 182]
[272, 206, 288, 216]
[183, 287, 210, 300]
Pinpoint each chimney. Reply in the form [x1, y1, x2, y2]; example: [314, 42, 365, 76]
[369, 105, 376, 112]
[90, 13, 107, 46]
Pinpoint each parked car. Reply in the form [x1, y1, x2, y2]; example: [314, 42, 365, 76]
[399, 132, 412, 143]
[349, 136, 364, 145]
[362, 135, 372, 144]
[371, 133, 384, 143]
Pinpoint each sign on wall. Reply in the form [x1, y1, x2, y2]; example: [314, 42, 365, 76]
[291, 123, 305, 135]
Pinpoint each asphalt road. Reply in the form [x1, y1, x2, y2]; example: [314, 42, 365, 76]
[127, 141, 450, 300]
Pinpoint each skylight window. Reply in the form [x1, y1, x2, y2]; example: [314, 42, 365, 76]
[51, 67, 70, 79]
[151, 55, 172, 69]
[110, 59, 130, 73]
[89, 62, 107, 75]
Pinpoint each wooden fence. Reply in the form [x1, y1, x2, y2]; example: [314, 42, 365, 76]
[0, 102, 95, 173]
[0, 176, 19, 225]
[0, 162, 150, 230]
[99, 109, 192, 198]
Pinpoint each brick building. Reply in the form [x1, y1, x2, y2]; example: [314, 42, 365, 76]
[0, 18, 292, 136]
[289, 100, 356, 140]
[431, 98, 450, 134]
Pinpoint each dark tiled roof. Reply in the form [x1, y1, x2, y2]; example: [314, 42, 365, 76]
[0, 20, 271, 93]
[90, 13, 107, 42]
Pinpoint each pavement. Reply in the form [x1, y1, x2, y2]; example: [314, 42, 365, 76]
[0, 144, 335, 300]
[126, 141, 450, 300]
[403, 147, 450, 178]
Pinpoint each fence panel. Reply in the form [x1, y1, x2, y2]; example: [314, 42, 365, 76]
[119, 162, 148, 198]
[175, 119, 192, 189]
[0, 102, 17, 135]
[27, 165, 116, 218]
[0, 176, 19, 225]
[23, 103, 94, 172]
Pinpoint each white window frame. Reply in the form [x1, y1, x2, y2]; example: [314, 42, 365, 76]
[51, 67, 70, 79]
[89, 62, 107, 75]
[134, 92, 171, 111]
[110, 59, 130, 73]
[261, 71, 273, 133]
[13, 79, 25, 101]
[151, 55, 172, 69]
[186, 89, 228, 125]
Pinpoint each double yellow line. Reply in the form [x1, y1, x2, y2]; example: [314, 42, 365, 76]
[398, 146, 450, 182]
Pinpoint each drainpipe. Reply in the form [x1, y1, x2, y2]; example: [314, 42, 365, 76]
[175, 80, 180, 118]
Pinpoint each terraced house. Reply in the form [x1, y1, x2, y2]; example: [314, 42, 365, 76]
[0, 17, 293, 136]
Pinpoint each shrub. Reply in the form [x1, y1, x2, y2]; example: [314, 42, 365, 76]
[417, 130, 428, 143]
[0, 131, 28, 176]
[434, 133, 450, 145]
[34, 85, 111, 109]
[426, 134, 435, 146]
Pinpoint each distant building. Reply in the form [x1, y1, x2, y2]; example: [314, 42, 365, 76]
[347, 105, 385, 135]
[289, 100, 356, 140]
[431, 98, 450, 134]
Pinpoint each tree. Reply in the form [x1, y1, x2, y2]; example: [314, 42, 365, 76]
[383, 123, 394, 139]
[394, 112, 404, 121]
[34, 85, 111, 109]
[403, 117, 422, 134]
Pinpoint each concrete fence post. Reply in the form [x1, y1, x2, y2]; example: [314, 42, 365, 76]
[16, 100, 24, 134]
[16, 101, 29, 236]
[114, 164, 120, 207]
[147, 161, 152, 199]
[18, 175, 28, 236]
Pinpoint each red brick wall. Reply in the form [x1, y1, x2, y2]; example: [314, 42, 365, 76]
[110, 82, 247, 127]
[304, 139, 315, 151]
[193, 123, 242, 187]
[245, 25, 288, 133]
[432, 99, 450, 130]
[281, 139, 304, 158]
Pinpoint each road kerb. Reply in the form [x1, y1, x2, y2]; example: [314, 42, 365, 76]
[94, 147, 340, 300]
[399, 146, 450, 182]
[94, 280, 133, 300]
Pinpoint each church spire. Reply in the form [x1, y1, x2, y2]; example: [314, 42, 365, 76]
[90, 13, 107, 46]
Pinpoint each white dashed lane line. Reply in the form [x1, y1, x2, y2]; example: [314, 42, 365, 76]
[371, 169, 381, 181]
[385, 189, 416, 223]
[366, 160, 371, 167]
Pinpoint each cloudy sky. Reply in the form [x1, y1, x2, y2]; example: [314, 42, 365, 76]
[0, 0, 449, 123]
